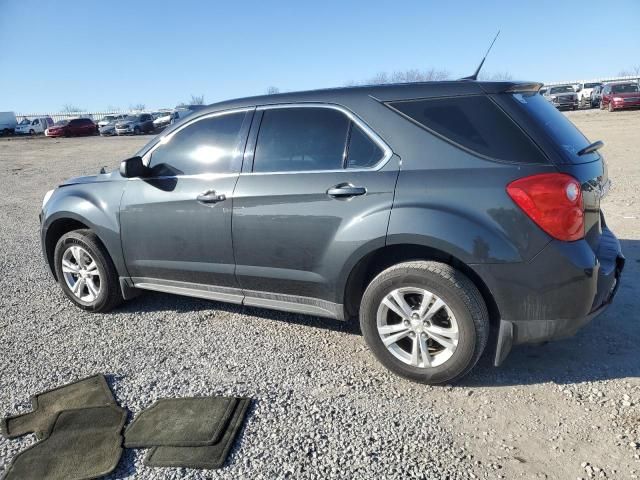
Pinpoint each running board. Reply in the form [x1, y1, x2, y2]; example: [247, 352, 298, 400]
[127, 277, 344, 320]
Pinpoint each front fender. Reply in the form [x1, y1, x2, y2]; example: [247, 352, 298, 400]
[41, 183, 126, 277]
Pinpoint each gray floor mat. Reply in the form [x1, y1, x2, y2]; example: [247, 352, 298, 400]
[145, 398, 250, 469]
[124, 396, 237, 448]
[2, 374, 115, 440]
[2, 405, 126, 480]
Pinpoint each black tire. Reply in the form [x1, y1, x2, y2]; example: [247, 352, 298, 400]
[133, 126, 140, 135]
[53, 229, 123, 312]
[360, 261, 489, 384]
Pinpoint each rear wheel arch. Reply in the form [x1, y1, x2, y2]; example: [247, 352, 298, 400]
[342, 243, 500, 327]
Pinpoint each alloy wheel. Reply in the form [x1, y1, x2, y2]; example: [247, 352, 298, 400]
[376, 287, 459, 368]
[61, 246, 101, 302]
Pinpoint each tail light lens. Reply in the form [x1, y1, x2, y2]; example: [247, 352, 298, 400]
[506, 173, 584, 241]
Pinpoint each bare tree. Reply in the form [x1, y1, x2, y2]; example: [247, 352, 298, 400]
[360, 68, 450, 85]
[618, 65, 640, 77]
[62, 104, 83, 113]
[190, 94, 205, 105]
[266, 86, 280, 95]
[479, 71, 514, 81]
[130, 103, 146, 111]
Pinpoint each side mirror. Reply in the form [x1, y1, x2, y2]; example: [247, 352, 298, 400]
[119, 156, 148, 178]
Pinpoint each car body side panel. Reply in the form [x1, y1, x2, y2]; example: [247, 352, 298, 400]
[232, 157, 400, 304]
[41, 179, 128, 277]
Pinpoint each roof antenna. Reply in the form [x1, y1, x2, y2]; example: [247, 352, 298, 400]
[461, 30, 500, 80]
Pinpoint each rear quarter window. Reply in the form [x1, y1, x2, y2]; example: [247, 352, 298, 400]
[387, 96, 546, 164]
[507, 92, 598, 164]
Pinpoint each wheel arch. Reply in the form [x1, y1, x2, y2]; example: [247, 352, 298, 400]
[342, 243, 500, 327]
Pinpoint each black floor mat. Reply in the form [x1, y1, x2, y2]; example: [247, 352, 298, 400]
[124, 396, 237, 448]
[2, 374, 115, 440]
[2, 405, 126, 480]
[144, 398, 250, 469]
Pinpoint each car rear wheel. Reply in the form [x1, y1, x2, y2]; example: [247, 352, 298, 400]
[53, 230, 123, 312]
[360, 261, 489, 384]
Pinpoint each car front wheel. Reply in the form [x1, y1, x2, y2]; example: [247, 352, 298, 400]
[360, 261, 489, 384]
[53, 230, 123, 312]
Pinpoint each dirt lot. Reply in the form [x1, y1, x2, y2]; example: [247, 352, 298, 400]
[0, 110, 638, 479]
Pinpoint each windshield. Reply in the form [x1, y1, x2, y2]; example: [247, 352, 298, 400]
[584, 83, 600, 89]
[123, 116, 138, 121]
[611, 83, 639, 94]
[549, 86, 575, 94]
[54, 120, 69, 126]
[510, 92, 598, 164]
[18, 119, 30, 125]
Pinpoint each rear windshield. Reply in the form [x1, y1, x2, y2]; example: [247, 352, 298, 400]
[611, 83, 639, 93]
[584, 83, 600, 89]
[549, 86, 575, 94]
[387, 95, 546, 163]
[509, 92, 598, 164]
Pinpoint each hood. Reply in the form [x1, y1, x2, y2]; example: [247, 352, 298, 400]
[116, 121, 133, 127]
[60, 169, 121, 187]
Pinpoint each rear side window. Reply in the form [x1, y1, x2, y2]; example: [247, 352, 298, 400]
[149, 111, 246, 175]
[346, 124, 383, 168]
[253, 108, 349, 172]
[508, 92, 597, 164]
[388, 96, 545, 163]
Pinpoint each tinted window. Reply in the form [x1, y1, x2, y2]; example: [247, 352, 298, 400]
[253, 108, 349, 172]
[149, 112, 246, 175]
[69, 119, 80, 126]
[509, 92, 596, 164]
[611, 83, 639, 93]
[346, 124, 384, 168]
[389, 96, 544, 163]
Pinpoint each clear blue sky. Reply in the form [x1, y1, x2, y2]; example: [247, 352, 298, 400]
[1, 0, 638, 112]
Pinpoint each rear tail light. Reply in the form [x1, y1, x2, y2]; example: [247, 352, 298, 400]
[506, 173, 584, 241]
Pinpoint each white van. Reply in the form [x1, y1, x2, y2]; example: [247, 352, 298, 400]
[0, 112, 17, 135]
[15, 116, 54, 135]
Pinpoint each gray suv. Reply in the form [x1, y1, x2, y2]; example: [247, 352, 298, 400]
[40, 81, 624, 384]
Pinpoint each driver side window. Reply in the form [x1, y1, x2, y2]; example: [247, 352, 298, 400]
[149, 111, 247, 176]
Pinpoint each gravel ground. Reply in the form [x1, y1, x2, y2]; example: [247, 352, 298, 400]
[0, 109, 638, 479]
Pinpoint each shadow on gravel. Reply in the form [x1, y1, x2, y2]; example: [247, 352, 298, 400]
[462, 239, 640, 387]
[112, 290, 361, 336]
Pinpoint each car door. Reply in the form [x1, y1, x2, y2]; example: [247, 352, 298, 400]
[232, 104, 398, 314]
[120, 108, 253, 297]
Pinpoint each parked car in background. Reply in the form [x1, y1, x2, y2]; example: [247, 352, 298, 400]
[15, 116, 53, 135]
[574, 82, 602, 108]
[539, 87, 547, 96]
[40, 80, 623, 384]
[115, 114, 155, 135]
[45, 118, 97, 137]
[0, 111, 17, 135]
[542, 85, 578, 110]
[98, 114, 126, 128]
[600, 82, 640, 112]
[99, 120, 118, 136]
[590, 85, 603, 108]
[152, 111, 173, 130]
[169, 109, 195, 125]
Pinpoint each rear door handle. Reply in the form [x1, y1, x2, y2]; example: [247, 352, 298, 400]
[327, 184, 367, 198]
[197, 190, 226, 204]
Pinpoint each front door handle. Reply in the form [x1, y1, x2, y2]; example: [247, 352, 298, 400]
[327, 184, 367, 198]
[197, 190, 226, 204]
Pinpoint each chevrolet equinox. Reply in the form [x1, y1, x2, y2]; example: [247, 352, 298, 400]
[40, 80, 624, 384]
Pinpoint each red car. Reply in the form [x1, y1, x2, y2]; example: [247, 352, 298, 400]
[600, 82, 640, 111]
[45, 118, 97, 137]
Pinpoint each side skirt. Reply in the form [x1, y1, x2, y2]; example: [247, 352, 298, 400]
[126, 277, 345, 321]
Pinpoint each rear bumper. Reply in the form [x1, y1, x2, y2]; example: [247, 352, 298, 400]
[472, 226, 624, 365]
